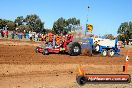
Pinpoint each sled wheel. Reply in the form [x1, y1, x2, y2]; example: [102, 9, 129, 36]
[108, 49, 115, 57]
[68, 42, 81, 56]
[76, 76, 87, 85]
[43, 49, 49, 55]
[101, 49, 107, 57]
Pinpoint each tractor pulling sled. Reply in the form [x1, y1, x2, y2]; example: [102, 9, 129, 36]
[35, 33, 82, 56]
[35, 33, 121, 57]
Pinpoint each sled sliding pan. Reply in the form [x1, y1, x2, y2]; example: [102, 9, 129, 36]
[76, 74, 131, 85]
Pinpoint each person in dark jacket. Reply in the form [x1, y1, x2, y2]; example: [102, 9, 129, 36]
[11, 31, 15, 39]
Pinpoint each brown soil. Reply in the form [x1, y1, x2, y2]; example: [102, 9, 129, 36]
[0, 39, 132, 88]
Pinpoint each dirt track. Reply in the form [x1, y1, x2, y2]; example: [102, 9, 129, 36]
[0, 39, 132, 88]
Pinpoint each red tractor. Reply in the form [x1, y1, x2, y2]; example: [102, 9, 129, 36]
[35, 33, 82, 56]
[35, 33, 53, 53]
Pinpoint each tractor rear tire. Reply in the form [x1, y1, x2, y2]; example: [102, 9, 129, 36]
[101, 49, 107, 57]
[68, 42, 81, 56]
[108, 49, 115, 57]
[76, 76, 87, 85]
[43, 49, 49, 55]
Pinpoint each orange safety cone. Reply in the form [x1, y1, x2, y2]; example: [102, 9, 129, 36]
[78, 64, 85, 76]
[123, 49, 129, 73]
[124, 55, 129, 73]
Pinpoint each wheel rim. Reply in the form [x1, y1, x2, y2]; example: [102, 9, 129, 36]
[80, 79, 85, 84]
[110, 51, 114, 56]
[35, 48, 38, 52]
[77, 76, 86, 85]
[73, 46, 79, 53]
[45, 50, 48, 54]
[103, 50, 107, 56]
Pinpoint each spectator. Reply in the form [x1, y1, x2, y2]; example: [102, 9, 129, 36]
[11, 31, 15, 39]
[25, 31, 29, 39]
[29, 33, 32, 41]
[35, 33, 38, 42]
[20, 32, 23, 39]
[0, 30, 2, 37]
[53, 34, 56, 48]
[17, 32, 22, 40]
[5, 30, 8, 38]
[1, 30, 4, 38]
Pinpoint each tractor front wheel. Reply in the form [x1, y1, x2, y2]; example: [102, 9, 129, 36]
[43, 49, 49, 55]
[35, 47, 39, 53]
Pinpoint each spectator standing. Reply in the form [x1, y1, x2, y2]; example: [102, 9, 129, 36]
[5, 30, 8, 38]
[26, 31, 29, 39]
[0, 30, 2, 38]
[29, 32, 32, 41]
[1, 30, 4, 38]
[17, 32, 19, 39]
[35, 33, 38, 42]
[11, 31, 15, 39]
[20, 32, 23, 39]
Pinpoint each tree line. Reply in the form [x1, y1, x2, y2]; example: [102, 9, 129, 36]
[0, 14, 80, 34]
[0, 14, 45, 33]
[52, 17, 80, 34]
[117, 22, 132, 43]
[0, 14, 132, 41]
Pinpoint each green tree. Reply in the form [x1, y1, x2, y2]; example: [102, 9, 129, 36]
[17, 25, 31, 32]
[6, 21, 16, 31]
[0, 19, 15, 30]
[117, 22, 132, 44]
[104, 34, 115, 40]
[117, 34, 124, 41]
[0, 19, 4, 29]
[14, 16, 24, 26]
[25, 14, 44, 32]
[0, 19, 8, 29]
[52, 17, 80, 34]
[66, 18, 80, 31]
[52, 17, 66, 33]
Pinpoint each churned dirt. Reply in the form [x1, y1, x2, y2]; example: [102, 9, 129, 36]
[0, 39, 132, 88]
